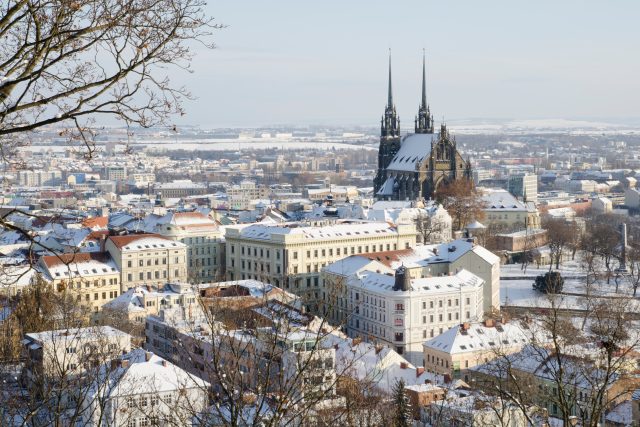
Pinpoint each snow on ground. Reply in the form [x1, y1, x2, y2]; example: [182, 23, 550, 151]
[500, 252, 640, 310]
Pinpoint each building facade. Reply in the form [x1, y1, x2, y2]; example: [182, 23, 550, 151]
[105, 234, 188, 289]
[155, 211, 224, 283]
[37, 252, 121, 313]
[224, 221, 417, 311]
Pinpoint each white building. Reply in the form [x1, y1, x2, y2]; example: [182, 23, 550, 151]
[592, 196, 613, 214]
[23, 326, 132, 382]
[324, 255, 485, 365]
[322, 238, 501, 333]
[508, 173, 538, 203]
[82, 349, 209, 426]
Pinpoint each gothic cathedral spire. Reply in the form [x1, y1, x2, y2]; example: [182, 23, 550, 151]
[381, 50, 400, 139]
[415, 50, 434, 134]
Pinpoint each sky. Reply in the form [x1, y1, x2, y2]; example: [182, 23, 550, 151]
[172, 0, 640, 128]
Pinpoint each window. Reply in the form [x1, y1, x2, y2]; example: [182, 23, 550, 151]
[422, 301, 426, 310]
[139, 396, 148, 407]
[127, 396, 135, 408]
[395, 303, 404, 311]
[127, 261, 132, 268]
[66, 347, 76, 354]
[394, 332, 403, 342]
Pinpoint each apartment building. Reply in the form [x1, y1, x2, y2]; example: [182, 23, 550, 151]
[155, 211, 224, 283]
[105, 234, 187, 289]
[224, 220, 417, 310]
[322, 238, 501, 328]
[324, 261, 484, 365]
[146, 309, 339, 404]
[227, 180, 269, 210]
[23, 326, 131, 383]
[37, 252, 121, 313]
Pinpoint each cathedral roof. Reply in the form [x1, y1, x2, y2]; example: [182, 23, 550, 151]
[376, 176, 396, 196]
[386, 133, 436, 172]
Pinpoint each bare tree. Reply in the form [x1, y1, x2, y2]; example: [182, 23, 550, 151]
[1, 0, 218, 162]
[436, 178, 485, 232]
[475, 295, 640, 427]
[543, 218, 577, 272]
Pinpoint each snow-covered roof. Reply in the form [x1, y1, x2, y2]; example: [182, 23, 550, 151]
[231, 221, 399, 241]
[324, 332, 442, 394]
[386, 133, 435, 172]
[108, 234, 185, 251]
[428, 239, 500, 265]
[481, 188, 528, 211]
[424, 321, 530, 355]
[91, 348, 208, 398]
[376, 177, 395, 196]
[351, 268, 483, 296]
[26, 326, 130, 344]
[39, 252, 118, 280]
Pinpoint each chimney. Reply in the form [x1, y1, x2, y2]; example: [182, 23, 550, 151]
[352, 337, 362, 346]
[425, 379, 432, 385]
[444, 374, 452, 383]
[393, 265, 411, 292]
[100, 234, 107, 252]
[145, 351, 153, 362]
[375, 344, 384, 355]
[110, 359, 118, 370]
[462, 322, 471, 331]
[400, 362, 408, 369]
[416, 367, 425, 377]
[120, 359, 129, 368]
[161, 360, 167, 367]
[484, 319, 495, 328]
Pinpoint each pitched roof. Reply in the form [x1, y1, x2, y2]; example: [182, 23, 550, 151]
[107, 233, 183, 250]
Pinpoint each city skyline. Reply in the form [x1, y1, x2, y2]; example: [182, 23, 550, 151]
[172, 0, 640, 127]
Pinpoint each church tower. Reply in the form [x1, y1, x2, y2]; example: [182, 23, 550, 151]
[415, 51, 434, 134]
[374, 52, 401, 195]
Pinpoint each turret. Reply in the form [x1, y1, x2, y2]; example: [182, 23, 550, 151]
[415, 51, 434, 134]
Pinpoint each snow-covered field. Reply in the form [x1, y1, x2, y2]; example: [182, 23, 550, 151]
[500, 255, 640, 310]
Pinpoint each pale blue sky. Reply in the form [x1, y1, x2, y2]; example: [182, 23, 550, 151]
[176, 0, 640, 127]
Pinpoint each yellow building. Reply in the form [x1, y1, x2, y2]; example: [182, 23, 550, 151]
[481, 188, 541, 231]
[225, 220, 417, 312]
[38, 252, 121, 313]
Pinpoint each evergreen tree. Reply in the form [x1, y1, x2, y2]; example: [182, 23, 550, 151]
[392, 378, 412, 427]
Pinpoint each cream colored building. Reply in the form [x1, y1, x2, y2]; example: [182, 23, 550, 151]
[422, 320, 529, 380]
[37, 252, 121, 313]
[224, 220, 417, 311]
[481, 188, 541, 231]
[155, 211, 224, 283]
[105, 234, 187, 290]
[227, 180, 269, 210]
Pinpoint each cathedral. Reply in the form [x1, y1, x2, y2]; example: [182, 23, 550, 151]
[373, 54, 472, 201]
